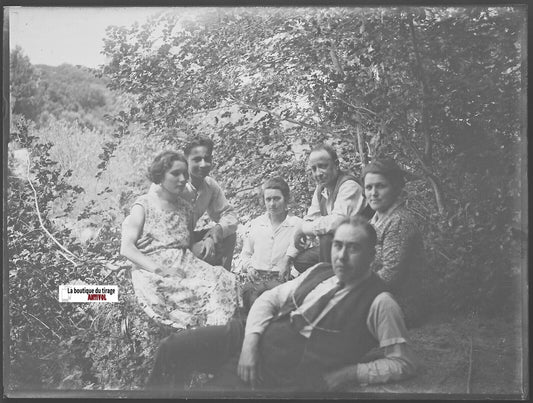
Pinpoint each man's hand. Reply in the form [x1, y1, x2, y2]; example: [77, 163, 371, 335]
[277, 255, 292, 282]
[323, 365, 357, 391]
[245, 268, 259, 283]
[293, 227, 309, 251]
[192, 238, 216, 262]
[207, 224, 224, 245]
[237, 334, 261, 387]
[201, 237, 216, 260]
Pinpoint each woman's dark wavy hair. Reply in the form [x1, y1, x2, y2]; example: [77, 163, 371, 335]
[261, 176, 290, 202]
[361, 158, 406, 190]
[148, 151, 188, 184]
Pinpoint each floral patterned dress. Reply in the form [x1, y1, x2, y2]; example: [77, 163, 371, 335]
[130, 192, 238, 329]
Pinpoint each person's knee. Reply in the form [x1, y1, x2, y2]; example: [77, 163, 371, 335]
[218, 233, 236, 270]
[293, 257, 309, 273]
[221, 232, 237, 252]
[191, 240, 205, 260]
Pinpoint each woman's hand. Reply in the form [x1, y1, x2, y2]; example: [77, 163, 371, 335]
[121, 205, 163, 274]
[136, 234, 154, 250]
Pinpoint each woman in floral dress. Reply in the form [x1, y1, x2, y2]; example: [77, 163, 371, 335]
[120, 151, 238, 329]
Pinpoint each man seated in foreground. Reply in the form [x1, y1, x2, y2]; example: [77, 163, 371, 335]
[147, 215, 417, 392]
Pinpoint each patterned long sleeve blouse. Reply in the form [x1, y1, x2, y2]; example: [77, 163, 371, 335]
[370, 200, 427, 325]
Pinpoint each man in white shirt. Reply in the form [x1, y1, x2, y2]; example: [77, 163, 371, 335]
[284, 144, 369, 274]
[147, 215, 417, 393]
[184, 137, 239, 270]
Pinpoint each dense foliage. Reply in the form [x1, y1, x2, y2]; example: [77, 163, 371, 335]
[101, 7, 524, 310]
[7, 117, 164, 390]
[7, 6, 525, 391]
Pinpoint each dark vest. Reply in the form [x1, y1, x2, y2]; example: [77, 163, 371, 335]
[270, 263, 386, 372]
[316, 171, 373, 222]
[317, 171, 358, 216]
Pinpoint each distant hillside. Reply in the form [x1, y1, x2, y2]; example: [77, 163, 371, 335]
[10, 47, 126, 131]
[33, 64, 124, 130]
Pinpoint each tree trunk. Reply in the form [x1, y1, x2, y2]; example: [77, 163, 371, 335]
[356, 124, 368, 166]
[409, 17, 433, 163]
[426, 174, 446, 215]
[398, 128, 446, 214]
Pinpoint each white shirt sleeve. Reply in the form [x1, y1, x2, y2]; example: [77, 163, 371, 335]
[285, 216, 303, 259]
[205, 178, 239, 237]
[303, 188, 322, 223]
[354, 292, 418, 385]
[301, 181, 365, 236]
[244, 268, 314, 335]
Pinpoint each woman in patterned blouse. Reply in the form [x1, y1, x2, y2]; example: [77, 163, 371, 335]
[362, 158, 428, 327]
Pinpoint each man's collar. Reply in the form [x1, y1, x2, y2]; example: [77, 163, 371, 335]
[317, 171, 341, 195]
[189, 176, 207, 191]
[341, 270, 372, 290]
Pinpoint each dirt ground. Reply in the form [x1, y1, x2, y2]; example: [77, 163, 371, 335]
[350, 307, 526, 398]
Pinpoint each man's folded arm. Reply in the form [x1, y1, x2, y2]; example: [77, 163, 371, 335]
[353, 342, 417, 384]
[301, 181, 364, 236]
[244, 270, 313, 335]
[325, 291, 418, 388]
[206, 180, 238, 237]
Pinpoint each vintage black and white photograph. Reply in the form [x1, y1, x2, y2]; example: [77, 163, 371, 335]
[4, 5, 528, 399]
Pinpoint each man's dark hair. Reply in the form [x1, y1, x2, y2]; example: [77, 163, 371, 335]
[261, 176, 290, 202]
[334, 215, 377, 251]
[310, 143, 339, 165]
[148, 151, 187, 184]
[184, 136, 214, 157]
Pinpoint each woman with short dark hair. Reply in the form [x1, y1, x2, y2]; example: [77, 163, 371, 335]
[121, 151, 238, 329]
[238, 177, 303, 311]
[362, 158, 428, 327]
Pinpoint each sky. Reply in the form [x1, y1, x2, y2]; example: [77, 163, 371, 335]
[8, 7, 190, 68]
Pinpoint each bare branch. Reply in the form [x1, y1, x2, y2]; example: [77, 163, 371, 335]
[17, 307, 61, 340]
[227, 97, 335, 135]
[329, 45, 345, 78]
[355, 124, 368, 166]
[467, 335, 474, 393]
[335, 96, 378, 116]
[397, 130, 446, 214]
[26, 154, 79, 264]
[409, 16, 433, 162]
